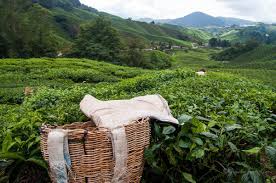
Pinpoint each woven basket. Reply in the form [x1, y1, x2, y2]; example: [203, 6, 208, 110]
[40, 118, 150, 183]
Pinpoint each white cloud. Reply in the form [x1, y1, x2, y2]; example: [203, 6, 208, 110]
[80, 0, 276, 22]
[217, 0, 276, 23]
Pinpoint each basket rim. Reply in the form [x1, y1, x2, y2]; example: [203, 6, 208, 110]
[40, 117, 150, 133]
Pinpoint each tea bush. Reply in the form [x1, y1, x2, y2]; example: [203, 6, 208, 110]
[0, 67, 275, 182]
[142, 51, 173, 69]
[0, 58, 148, 105]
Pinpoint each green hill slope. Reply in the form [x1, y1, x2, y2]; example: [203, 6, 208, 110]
[222, 45, 276, 69]
[170, 48, 276, 87]
[220, 24, 276, 44]
[0, 0, 209, 58]
[232, 45, 276, 62]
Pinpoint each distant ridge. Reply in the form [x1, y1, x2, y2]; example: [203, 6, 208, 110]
[217, 17, 255, 26]
[138, 12, 256, 27]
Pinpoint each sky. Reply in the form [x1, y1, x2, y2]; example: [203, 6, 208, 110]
[79, 0, 276, 23]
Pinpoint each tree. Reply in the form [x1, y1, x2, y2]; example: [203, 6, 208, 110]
[211, 40, 259, 61]
[122, 38, 145, 67]
[209, 38, 231, 48]
[0, 35, 9, 58]
[73, 17, 122, 63]
[209, 38, 218, 47]
[0, 0, 58, 58]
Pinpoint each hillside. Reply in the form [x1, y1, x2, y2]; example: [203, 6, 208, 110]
[170, 47, 276, 87]
[0, 0, 208, 58]
[211, 44, 276, 69]
[220, 24, 276, 44]
[160, 24, 212, 42]
[229, 45, 276, 69]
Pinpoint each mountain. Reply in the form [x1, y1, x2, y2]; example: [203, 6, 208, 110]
[138, 12, 256, 28]
[217, 17, 255, 26]
[168, 12, 224, 27]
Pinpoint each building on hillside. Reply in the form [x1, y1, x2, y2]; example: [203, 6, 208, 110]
[171, 45, 181, 50]
[143, 48, 153, 51]
[57, 52, 63, 57]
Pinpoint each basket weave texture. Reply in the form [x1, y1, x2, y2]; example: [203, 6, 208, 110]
[40, 118, 150, 183]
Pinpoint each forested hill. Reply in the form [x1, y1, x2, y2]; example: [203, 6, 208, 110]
[0, 0, 209, 58]
[220, 24, 276, 44]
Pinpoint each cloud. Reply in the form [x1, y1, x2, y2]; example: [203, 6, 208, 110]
[80, 0, 276, 22]
[216, 0, 276, 22]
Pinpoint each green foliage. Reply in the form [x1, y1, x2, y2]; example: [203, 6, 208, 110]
[208, 38, 231, 48]
[180, 27, 212, 42]
[73, 17, 122, 63]
[265, 146, 276, 169]
[0, 0, 207, 59]
[142, 51, 173, 69]
[211, 40, 260, 61]
[171, 48, 219, 69]
[219, 24, 276, 44]
[0, 58, 148, 104]
[122, 49, 144, 68]
[0, 62, 275, 182]
[0, 1, 61, 58]
[214, 69, 276, 88]
[241, 171, 264, 183]
[229, 45, 276, 69]
[0, 125, 49, 182]
[120, 37, 173, 69]
[36, 0, 81, 9]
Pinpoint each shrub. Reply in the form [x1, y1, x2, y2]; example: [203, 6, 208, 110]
[212, 40, 260, 61]
[0, 68, 275, 182]
[141, 50, 173, 69]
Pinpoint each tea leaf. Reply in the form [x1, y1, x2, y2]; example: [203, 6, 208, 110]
[200, 132, 218, 139]
[228, 142, 238, 152]
[162, 126, 176, 135]
[182, 172, 196, 183]
[193, 137, 203, 145]
[265, 146, 276, 168]
[242, 147, 261, 155]
[178, 140, 191, 148]
[191, 148, 205, 159]
[225, 124, 242, 132]
[178, 114, 192, 125]
[196, 116, 211, 122]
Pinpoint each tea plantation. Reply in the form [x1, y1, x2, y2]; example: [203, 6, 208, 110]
[0, 58, 276, 182]
[172, 48, 276, 87]
[0, 58, 148, 105]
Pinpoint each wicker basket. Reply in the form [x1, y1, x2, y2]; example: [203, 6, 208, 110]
[40, 118, 150, 183]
